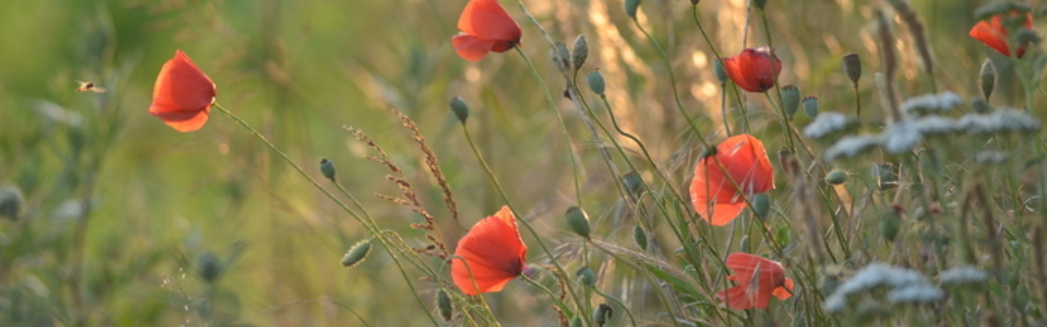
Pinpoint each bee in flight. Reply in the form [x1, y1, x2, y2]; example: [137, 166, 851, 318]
[76, 81, 106, 93]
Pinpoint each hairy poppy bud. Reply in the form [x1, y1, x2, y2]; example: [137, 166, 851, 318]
[633, 224, 647, 250]
[450, 96, 470, 124]
[572, 35, 589, 72]
[713, 60, 728, 84]
[803, 96, 819, 119]
[566, 206, 592, 239]
[879, 212, 901, 242]
[752, 194, 771, 219]
[587, 71, 606, 95]
[594, 303, 614, 326]
[623, 171, 645, 197]
[196, 252, 222, 283]
[577, 267, 596, 287]
[570, 316, 583, 327]
[624, 0, 641, 19]
[551, 42, 571, 73]
[437, 289, 453, 321]
[320, 158, 337, 182]
[740, 235, 750, 252]
[971, 97, 990, 113]
[980, 59, 996, 100]
[341, 238, 373, 268]
[0, 186, 24, 220]
[825, 170, 848, 185]
[843, 53, 862, 87]
[781, 85, 801, 118]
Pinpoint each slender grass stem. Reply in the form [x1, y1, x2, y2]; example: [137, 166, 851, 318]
[759, 9, 796, 153]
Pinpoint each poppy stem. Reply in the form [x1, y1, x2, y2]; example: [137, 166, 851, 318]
[758, 9, 796, 154]
[693, 5, 751, 133]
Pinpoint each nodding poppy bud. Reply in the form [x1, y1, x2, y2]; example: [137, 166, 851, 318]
[740, 235, 750, 252]
[570, 316, 583, 327]
[587, 71, 606, 95]
[577, 267, 597, 287]
[196, 252, 223, 283]
[437, 289, 453, 321]
[633, 224, 648, 250]
[825, 170, 848, 185]
[565, 206, 592, 239]
[341, 238, 373, 268]
[971, 97, 990, 113]
[752, 193, 771, 219]
[713, 60, 728, 84]
[624, 0, 641, 19]
[843, 53, 862, 87]
[980, 59, 996, 100]
[594, 303, 614, 326]
[879, 212, 901, 242]
[551, 42, 571, 73]
[803, 96, 819, 119]
[320, 158, 337, 182]
[450, 96, 469, 124]
[0, 186, 24, 220]
[781, 85, 801, 118]
[572, 35, 589, 72]
[623, 171, 645, 197]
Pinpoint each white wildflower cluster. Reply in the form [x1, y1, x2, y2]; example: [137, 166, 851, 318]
[804, 112, 860, 139]
[824, 263, 942, 314]
[938, 265, 988, 288]
[900, 92, 963, 117]
[824, 135, 882, 160]
[880, 121, 923, 154]
[974, 151, 1007, 164]
[956, 108, 1041, 134]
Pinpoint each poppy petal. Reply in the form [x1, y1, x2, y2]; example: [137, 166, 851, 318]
[690, 134, 774, 225]
[969, 21, 1012, 56]
[723, 56, 760, 92]
[453, 34, 496, 62]
[772, 278, 794, 300]
[152, 106, 210, 133]
[457, 0, 521, 42]
[451, 206, 527, 295]
[152, 50, 216, 113]
[718, 253, 789, 310]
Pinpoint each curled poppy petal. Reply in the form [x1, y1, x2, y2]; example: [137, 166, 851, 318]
[149, 50, 216, 132]
[451, 206, 527, 295]
[716, 253, 791, 310]
[969, 12, 1034, 58]
[452, 0, 522, 61]
[690, 134, 775, 225]
[723, 47, 782, 93]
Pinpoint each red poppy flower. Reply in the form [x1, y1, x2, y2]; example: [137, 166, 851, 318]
[149, 50, 217, 133]
[722, 47, 782, 93]
[689, 134, 774, 226]
[717, 253, 794, 310]
[969, 12, 1034, 57]
[452, 0, 522, 62]
[451, 206, 527, 295]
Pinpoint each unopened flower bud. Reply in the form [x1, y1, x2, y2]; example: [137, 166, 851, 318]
[879, 212, 901, 242]
[565, 206, 592, 239]
[803, 96, 819, 119]
[980, 59, 996, 100]
[320, 158, 337, 181]
[825, 170, 848, 185]
[587, 71, 606, 95]
[633, 224, 647, 250]
[623, 171, 645, 197]
[713, 60, 728, 84]
[740, 235, 750, 252]
[577, 267, 596, 287]
[624, 0, 641, 19]
[0, 186, 24, 220]
[572, 35, 588, 72]
[781, 85, 800, 118]
[690, 0, 701, 5]
[551, 46, 568, 73]
[341, 238, 373, 268]
[843, 53, 862, 86]
[752, 194, 770, 219]
[196, 252, 223, 283]
[594, 303, 614, 326]
[437, 289, 453, 321]
[571, 316, 583, 327]
[971, 97, 990, 113]
[450, 96, 470, 124]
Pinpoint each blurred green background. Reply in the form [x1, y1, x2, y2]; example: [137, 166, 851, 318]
[0, 0, 1020, 325]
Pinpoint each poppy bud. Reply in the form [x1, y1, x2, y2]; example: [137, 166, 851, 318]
[971, 97, 990, 113]
[594, 303, 614, 326]
[0, 186, 24, 220]
[570, 316, 583, 327]
[633, 224, 647, 250]
[752, 193, 771, 219]
[980, 59, 996, 100]
[713, 59, 728, 84]
[740, 235, 750, 252]
[437, 289, 453, 321]
[551, 42, 572, 73]
[577, 267, 596, 287]
[624, 0, 641, 19]
[623, 171, 645, 197]
[843, 53, 862, 87]
[196, 252, 223, 283]
[320, 158, 337, 182]
[825, 170, 848, 185]
[587, 71, 606, 95]
[879, 212, 901, 242]
[341, 238, 373, 268]
[781, 85, 801, 118]
[753, 0, 767, 9]
[450, 96, 470, 124]
[572, 35, 588, 72]
[565, 206, 592, 239]
[803, 96, 819, 119]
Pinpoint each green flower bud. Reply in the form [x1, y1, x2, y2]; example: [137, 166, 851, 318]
[437, 289, 453, 321]
[551, 42, 571, 73]
[713, 60, 728, 84]
[572, 35, 588, 72]
[341, 238, 373, 268]
[623, 171, 645, 197]
[843, 53, 862, 87]
[752, 194, 771, 219]
[740, 235, 750, 253]
[594, 303, 613, 326]
[825, 170, 848, 185]
[879, 212, 901, 242]
[587, 71, 606, 95]
[450, 96, 470, 124]
[196, 252, 223, 283]
[566, 206, 592, 239]
[577, 267, 596, 287]
[633, 224, 647, 250]
[571, 316, 583, 327]
[624, 0, 641, 19]
[781, 85, 801, 118]
[971, 97, 990, 113]
[980, 59, 996, 100]
[320, 158, 337, 182]
[0, 186, 24, 220]
[803, 96, 819, 119]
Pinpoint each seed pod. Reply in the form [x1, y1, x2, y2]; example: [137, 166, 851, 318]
[825, 170, 848, 185]
[577, 267, 596, 287]
[633, 224, 647, 250]
[0, 186, 24, 220]
[450, 96, 469, 124]
[587, 71, 606, 95]
[781, 85, 801, 118]
[341, 238, 373, 268]
[752, 194, 771, 219]
[572, 35, 588, 72]
[594, 303, 614, 326]
[980, 59, 996, 100]
[623, 171, 645, 197]
[713, 60, 728, 84]
[570, 316, 583, 327]
[843, 53, 862, 87]
[624, 0, 641, 19]
[803, 96, 819, 119]
[320, 158, 337, 181]
[437, 289, 453, 321]
[566, 206, 592, 239]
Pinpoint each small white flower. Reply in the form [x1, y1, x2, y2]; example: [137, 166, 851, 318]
[939, 266, 988, 286]
[887, 284, 944, 304]
[804, 112, 860, 139]
[957, 108, 1041, 134]
[912, 116, 959, 135]
[825, 135, 882, 160]
[881, 121, 923, 154]
[900, 92, 963, 116]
